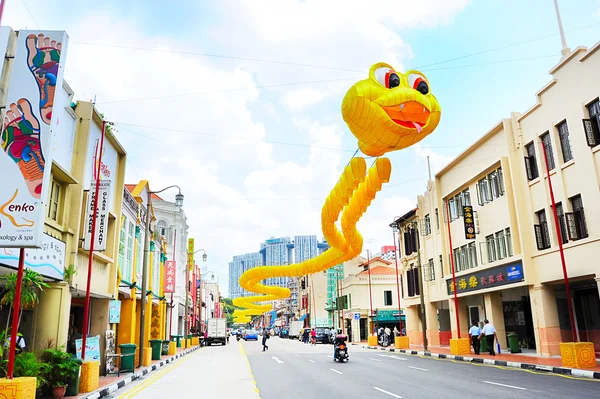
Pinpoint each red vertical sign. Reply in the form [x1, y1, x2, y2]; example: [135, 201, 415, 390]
[164, 261, 176, 293]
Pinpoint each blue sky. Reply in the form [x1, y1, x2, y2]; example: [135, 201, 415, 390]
[4, 0, 600, 295]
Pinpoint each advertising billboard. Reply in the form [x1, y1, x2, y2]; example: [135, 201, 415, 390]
[0, 233, 65, 279]
[0, 30, 69, 248]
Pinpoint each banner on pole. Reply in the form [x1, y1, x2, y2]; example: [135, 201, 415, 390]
[76, 335, 100, 360]
[187, 238, 194, 270]
[83, 180, 111, 251]
[0, 30, 69, 248]
[165, 260, 176, 293]
[108, 300, 121, 323]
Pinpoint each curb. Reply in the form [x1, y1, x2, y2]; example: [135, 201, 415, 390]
[80, 346, 201, 399]
[357, 344, 600, 380]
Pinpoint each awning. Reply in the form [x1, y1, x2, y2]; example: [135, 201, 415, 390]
[299, 314, 308, 322]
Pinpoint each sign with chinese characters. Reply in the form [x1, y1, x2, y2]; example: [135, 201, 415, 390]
[463, 206, 476, 240]
[165, 260, 176, 293]
[446, 263, 524, 295]
[83, 180, 111, 251]
[187, 238, 194, 271]
[108, 300, 121, 323]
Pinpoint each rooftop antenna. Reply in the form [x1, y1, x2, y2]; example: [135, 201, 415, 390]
[553, 0, 571, 57]
[427, 155, 432, 181]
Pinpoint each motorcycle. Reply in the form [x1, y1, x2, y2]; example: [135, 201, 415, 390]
[378, 333, 390, 347]
[333, 341, 349, 363]
[236, 334, 241, 342]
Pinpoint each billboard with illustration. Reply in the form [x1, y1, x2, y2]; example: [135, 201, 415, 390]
[0, 233, 65, 279]
[0, 30, 69, 248]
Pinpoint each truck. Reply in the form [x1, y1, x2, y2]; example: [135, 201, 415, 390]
[288, 320, 302, 339]
[206, 318, 227, 346]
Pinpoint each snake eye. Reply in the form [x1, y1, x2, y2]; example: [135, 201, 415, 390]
[408, 73, 429, 95]
[374, 67, 400, 89]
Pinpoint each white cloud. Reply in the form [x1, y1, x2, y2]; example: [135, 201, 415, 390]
[414, 144, 455, 175]
[2, 0, 469, 295]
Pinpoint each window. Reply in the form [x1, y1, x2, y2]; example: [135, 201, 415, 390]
[556, 122, 573, 162]
[535, 210, 551, 250]
[496, 230, 507, 259]
[567, 195, 588, 240]
[556, 203, 569, 244]
[540, 132, 555, 170]
[424, 258, 435, 282]
[467, 242, 478, 268]
[435, 208, 440, 230]
[439, 254, 444, 278]
[448, 189, 471, 221]
[406, 265, 420, 297]
[424, 214, 431, 235]
[384, 290, 393, 306]
[403, 228, 417, 255]
[126, 222, 135, 280]
[47, 179, 62, 221]
[477, 168, 504, 206]
[505, 228, 513, 256]
[525, 142, 539, 180]
[486, 234, 497, 262]
[118, 217, 127, 279]
[584, 99, 600, 147]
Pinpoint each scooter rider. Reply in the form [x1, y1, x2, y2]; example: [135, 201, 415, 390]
[333, 329, 348, 358]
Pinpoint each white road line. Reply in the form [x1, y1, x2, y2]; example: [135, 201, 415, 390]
[272, 356, 284, 364]
[377, 354, 407, 361]
[330, 368, 344, 375]
[407, 366, 428, 371]
[294, 354, 300, 357]
[373, 387, 402, 398]
[483, 381, 527, 390]
[308, 359, 316, 363]
[369, 358, 383, 362]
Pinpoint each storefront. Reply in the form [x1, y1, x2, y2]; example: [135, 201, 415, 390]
[374, 309, 404, 333]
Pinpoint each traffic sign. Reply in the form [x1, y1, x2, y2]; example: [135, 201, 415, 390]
[353, 312, 361, 320]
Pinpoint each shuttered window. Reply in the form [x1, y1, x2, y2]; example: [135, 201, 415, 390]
[557, 122, 573, 162]
[525, 142, 539, 180]
[540, 132, 555, 170]
[584, 99, 600, 147]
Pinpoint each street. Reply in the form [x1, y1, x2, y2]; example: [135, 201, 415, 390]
[110, 337, 599, 399]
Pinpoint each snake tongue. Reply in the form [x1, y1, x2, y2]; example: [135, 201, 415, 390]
[412, 122, 423, 133]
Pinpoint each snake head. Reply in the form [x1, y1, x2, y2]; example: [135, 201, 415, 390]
[342, 62, 441, 156]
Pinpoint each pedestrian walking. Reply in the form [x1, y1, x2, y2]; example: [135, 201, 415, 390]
[468, 320, 481, 355]
[303, 328, 309, 344]
[479, 319, 498, 356]
[310, 327, 317, 346]
[203, 329, 208, 347]
[393, 326, 399, 337]
[262, 328, 269, 351]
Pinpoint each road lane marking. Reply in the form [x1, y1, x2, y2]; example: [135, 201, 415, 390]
[369, 358, 383, 362]
[308, 359, 316, 363]
[330, 368, 343, 375]
[407, 366, 428, 371]
[272, 356, 284, 364]
[483, 381, 527, 390]
[295, 353, 300, 357]
[377, 354, 407, 361]
[373, 387, 402, 398]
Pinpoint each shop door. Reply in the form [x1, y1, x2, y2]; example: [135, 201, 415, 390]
[502, 296, 535, 349]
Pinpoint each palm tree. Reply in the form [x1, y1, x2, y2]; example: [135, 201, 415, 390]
[0, 269, 50, 336]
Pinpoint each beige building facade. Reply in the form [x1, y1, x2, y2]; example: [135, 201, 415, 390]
[402, 41, 600, 357]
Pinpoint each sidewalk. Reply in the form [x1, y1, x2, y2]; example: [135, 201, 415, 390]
[353, 341, 600, 380]
[76, 346, 201, 399]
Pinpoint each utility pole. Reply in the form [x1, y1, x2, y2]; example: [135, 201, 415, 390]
[413, 223, 428, 351]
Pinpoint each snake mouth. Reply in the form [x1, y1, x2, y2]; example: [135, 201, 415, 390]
[381, 101, 430, 133]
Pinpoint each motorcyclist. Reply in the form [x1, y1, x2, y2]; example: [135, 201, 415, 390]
[333, 329, 348, 359]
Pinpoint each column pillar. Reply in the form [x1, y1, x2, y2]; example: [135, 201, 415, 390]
[351, 318, 360, 343]
[449, 297, 468, 339]
[118, 296, 137, 345]
[484, 292, 506, 350]
[529, 284, 561, 356]
[425, 302, 440, 347]
[405, 305, 421, 345]
[33, 282, 71, 351]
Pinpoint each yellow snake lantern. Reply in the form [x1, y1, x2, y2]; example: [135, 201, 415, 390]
[233, 63, 441, 323]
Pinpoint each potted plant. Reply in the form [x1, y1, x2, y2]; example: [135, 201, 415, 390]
[39, 349, 80, 399]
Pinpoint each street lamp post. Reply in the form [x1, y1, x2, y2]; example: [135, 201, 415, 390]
[198, 270, 217, 330]
[139, 184, 184, 367]
[185, 249, 207, 340]
[390, 222, 404, 338]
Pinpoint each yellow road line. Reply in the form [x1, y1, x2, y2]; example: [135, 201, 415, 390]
[116, 349, 202, 399]
[239, 341, 262, 399]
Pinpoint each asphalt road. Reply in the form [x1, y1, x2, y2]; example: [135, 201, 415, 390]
[244, 336, 600, 399]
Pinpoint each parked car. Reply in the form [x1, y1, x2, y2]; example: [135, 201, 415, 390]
[244, 330, 259, 341]
[315, 327, 331, 344]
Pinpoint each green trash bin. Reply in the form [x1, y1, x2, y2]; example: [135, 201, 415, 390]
[119, 343, 137, 372]
[480, 336, 488, 353]
[507, 333, 521, 353]
[161, 340, 170, 355]
[172, 334, 183, 348]
[149, 339, 163, 360]
[65, 357, 83, 397]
